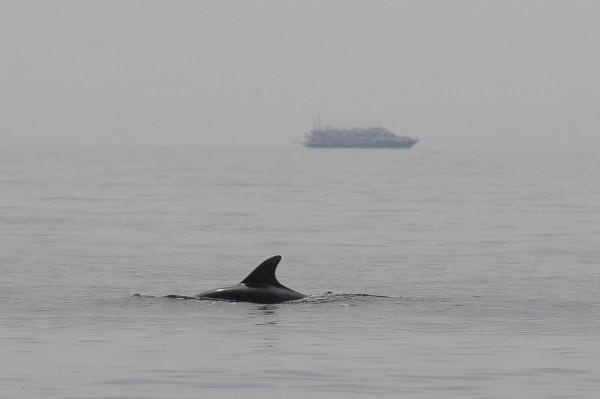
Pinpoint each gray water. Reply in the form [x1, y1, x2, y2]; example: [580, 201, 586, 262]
[1, 147, 599, 398]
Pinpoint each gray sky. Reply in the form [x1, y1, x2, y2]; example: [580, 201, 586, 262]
[2, 0, 599, 150]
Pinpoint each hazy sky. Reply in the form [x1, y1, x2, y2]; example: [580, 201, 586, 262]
[2, 1, 599, 150]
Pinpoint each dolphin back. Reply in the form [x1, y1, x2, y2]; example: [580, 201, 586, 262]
[195, 255, 306, 303]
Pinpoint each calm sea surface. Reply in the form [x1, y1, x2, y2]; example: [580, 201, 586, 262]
[1, 147, 599, 398]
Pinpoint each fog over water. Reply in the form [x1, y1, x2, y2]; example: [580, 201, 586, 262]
[2, 1, 600, 150]
[2, 2, 600, 398]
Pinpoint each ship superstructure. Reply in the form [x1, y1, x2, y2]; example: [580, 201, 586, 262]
[303, 125, 418, 148]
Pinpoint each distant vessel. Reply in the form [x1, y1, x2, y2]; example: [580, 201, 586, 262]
[303, 125, 418, 149]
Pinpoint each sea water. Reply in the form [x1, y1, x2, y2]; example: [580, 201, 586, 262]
[1, 146, 599, 398]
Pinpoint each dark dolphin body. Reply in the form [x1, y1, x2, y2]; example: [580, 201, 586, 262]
[195, 255, 306, 304]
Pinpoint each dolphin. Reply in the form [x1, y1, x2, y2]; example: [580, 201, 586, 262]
[195, 255, 306, 304]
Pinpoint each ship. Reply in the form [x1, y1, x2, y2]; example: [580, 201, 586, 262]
[303, 125, 418, 149]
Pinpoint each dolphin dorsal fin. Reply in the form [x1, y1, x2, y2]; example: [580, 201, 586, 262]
[241, 255, 283, 287]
